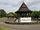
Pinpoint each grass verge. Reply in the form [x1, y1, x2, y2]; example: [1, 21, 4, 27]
[0, 27, 10, 30]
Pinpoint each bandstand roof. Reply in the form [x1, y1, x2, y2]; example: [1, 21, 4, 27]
[15, 2, 32, 13]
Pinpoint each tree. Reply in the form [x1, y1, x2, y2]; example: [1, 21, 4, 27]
[7, 12, 17, 17]
[32, 11, 39, 18]
[0, 9, 7, 18]
[31, 11, 40, 23]
[38, 11, 40, 18]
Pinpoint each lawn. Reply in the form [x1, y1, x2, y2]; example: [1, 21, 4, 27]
[0, 17, 7, 22]
[0, 27, 10, 30]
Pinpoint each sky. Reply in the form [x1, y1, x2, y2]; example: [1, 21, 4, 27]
[0, 0, 40, 13]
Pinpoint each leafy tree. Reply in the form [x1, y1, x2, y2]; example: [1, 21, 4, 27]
[38, 11, 40, 18]
[32, 11, 39, 18]
[0, 9, 7, 18]
[31, 11, 40, 23]
[7, 12, 17, 17]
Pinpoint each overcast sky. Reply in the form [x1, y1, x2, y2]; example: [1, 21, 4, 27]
[0, 0, 40, 13]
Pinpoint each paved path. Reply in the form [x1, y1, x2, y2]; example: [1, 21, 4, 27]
[0, 22, 40, 30]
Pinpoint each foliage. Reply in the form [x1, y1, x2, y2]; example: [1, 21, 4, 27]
[38, 11, 40, 18]
[0, 9, 7, 18]
[7, 12, 17, 17]
[31, 11, 40, 18]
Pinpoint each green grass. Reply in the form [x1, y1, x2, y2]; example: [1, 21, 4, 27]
[0, 27, 10, 30]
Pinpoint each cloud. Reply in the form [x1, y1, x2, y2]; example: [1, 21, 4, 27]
[0, 0, 24, 13]
[28, 0, 40, 11]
